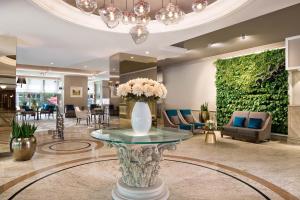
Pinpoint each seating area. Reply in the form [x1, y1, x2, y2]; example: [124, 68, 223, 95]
[222, 111, 272, 143]
[163, 109, 205, 133]
[1, 1, 300, 200]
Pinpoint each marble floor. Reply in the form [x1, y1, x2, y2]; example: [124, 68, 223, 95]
[1, 121, 300, 200]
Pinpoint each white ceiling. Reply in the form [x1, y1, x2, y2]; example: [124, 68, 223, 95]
[0, 0, 300, 73]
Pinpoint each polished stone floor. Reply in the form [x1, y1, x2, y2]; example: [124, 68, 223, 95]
[1, 121, 300, 200]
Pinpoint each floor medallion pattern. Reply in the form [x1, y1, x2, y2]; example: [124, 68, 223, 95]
[37, 139, 103, 155]
[1, 154, 298, 200]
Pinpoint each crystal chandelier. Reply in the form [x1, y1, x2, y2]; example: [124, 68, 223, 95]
[156, 1, 184, 25]
[128, 0, 138, 24]
[75, 0, 210, 44]
[134, 0, 150, 16]
[122, 10, 131, 25]
[99, 1, 122, 29]
[136, 15, 151, 25]
[192, 0, 208, 12]
[122, 0, 130, 25]
[130, 25, 149, 44]
[75, 0, 97, 13]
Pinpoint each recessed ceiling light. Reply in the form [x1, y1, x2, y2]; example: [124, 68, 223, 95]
[130, 56, 134, 59]
[209, 43, 223, 48]
[145, 51, 150, 55]
[240, 34, 248, 40]
[50, 62, 54, 65]
[84, 65, 88, 68]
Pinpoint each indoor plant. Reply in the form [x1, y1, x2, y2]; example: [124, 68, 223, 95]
[117, 78, 167, 135]
[200, 102, 209, 122]
[10, 120, 37, 161]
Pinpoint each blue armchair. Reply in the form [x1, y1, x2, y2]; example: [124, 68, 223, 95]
[179, 109, 205, 133]
[40, 104, 55, 119]
[162, 109, 193, 131]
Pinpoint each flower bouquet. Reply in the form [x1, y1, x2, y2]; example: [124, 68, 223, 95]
[117, 78, 167, 102]
[117, 78, 167, 135]
[205, 120, 216, 131]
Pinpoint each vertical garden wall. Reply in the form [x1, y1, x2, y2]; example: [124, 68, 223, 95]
[215, 49, 288, 134]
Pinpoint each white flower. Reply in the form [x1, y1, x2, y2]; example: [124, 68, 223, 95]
[143, 84, 154, 97]
[116, 78, 167, 100]
[132, 84, 144, 96]
[117, 83, 131, 97]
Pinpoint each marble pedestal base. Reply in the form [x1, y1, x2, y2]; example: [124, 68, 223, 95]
[112, 178, 169, 200]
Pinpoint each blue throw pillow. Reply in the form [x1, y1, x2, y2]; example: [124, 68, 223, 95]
[248, 118, 263, 129]
[233, 117, 246, 127]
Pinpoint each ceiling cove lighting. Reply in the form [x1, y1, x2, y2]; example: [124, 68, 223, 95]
[209, 42, 223, 48]
[75, 0, 211, 44]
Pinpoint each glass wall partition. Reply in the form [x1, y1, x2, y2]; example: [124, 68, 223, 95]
[16, 78, 61, 109]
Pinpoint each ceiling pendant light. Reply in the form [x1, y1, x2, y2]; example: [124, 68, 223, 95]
[134, 0, 150, 16]
[136, 15, 151, 25]
[75, 0, 97, 13]
[130, 25, 149, 44]
[192, 0, 208, 12]
[156, 0, 184, 25]
[99, 0, 122, 28]
[128, 0, 138, 24]
[155, 0, 166, 22]
[122, 0, 130, 25]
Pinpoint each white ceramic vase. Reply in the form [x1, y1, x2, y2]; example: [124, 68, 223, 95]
[131, 102, 152, 135]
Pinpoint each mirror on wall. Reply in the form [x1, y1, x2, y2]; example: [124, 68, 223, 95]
[0, 35, 17, 128]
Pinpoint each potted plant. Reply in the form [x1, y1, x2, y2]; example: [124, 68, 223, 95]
[200, 102, 209, 123]
[117, 78, 167, 135]
[10, 120, 37, 161]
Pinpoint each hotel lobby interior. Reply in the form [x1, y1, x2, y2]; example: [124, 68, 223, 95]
[1, 0, 300, 200]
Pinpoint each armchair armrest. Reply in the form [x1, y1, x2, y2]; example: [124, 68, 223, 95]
[162, 111, 177, 128]
[257, 115, 272, 140]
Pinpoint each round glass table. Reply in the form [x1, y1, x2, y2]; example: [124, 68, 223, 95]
[91, 128, 192, 200]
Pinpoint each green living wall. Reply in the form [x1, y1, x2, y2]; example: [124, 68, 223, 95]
[215, 49, 288, 134]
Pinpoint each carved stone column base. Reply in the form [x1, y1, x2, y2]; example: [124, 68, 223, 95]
[112, 178, 169, 200]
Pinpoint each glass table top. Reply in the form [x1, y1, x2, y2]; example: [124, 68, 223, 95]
[90, 128, 193, 145]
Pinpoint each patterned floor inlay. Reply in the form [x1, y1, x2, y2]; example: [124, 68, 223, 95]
[1, 155, 298, 200]
[37, 139, 103, 155]
[48, 141, 91, 151]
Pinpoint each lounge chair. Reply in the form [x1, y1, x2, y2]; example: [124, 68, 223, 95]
[75, 106, 91, 125]
[178, 109, 205, 133]
[162, 109, 193, 131]
[40, 104, 55, 119]
[65, 104, 76, 118]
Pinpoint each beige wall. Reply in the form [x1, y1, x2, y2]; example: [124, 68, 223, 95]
[290, 71, 300, 105]
[163, 59, 217, 111]
[64, 75, 88, 108]
[162, 42, 285, 111]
